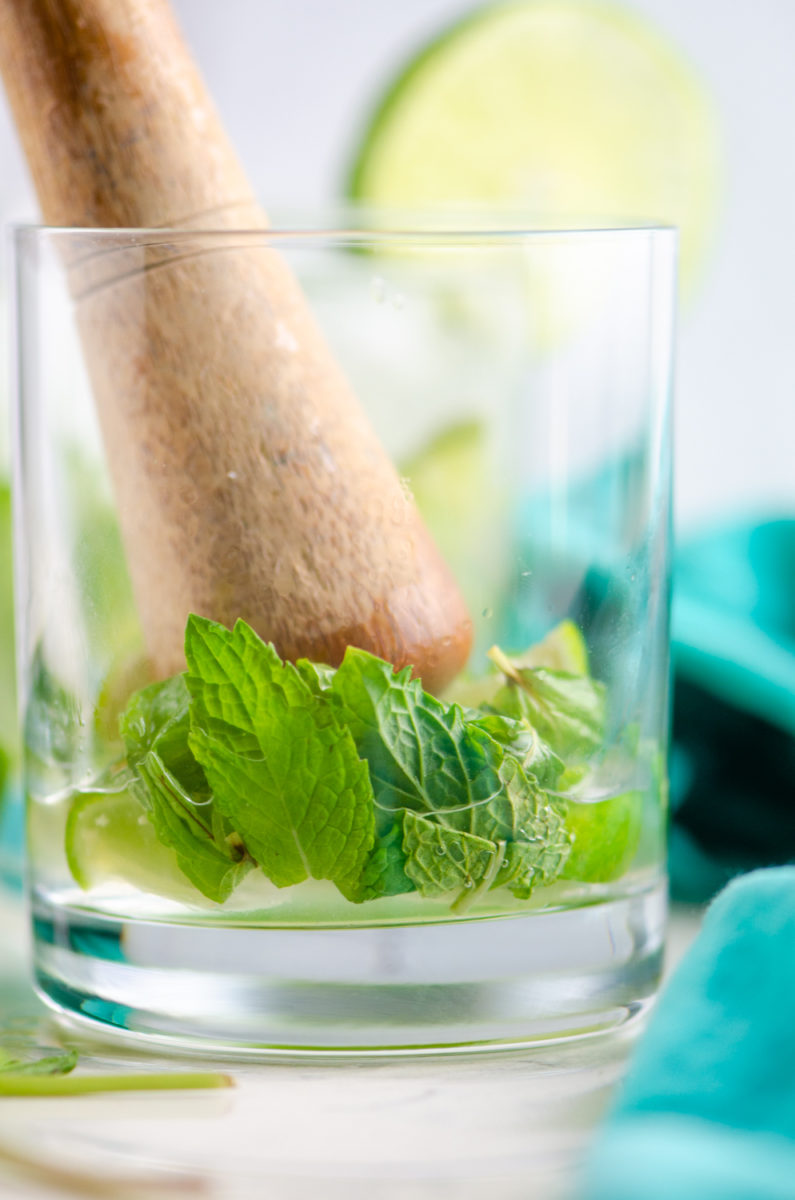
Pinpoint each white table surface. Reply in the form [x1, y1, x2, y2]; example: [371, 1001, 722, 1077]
[0, 889, 703, 1200]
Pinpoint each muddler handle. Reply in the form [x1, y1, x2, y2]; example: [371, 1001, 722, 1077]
[0, 0, 473, 693]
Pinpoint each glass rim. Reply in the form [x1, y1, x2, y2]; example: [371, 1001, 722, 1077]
[12, 209, 678, 248]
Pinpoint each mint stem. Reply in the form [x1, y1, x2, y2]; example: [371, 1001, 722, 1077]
[451, 839, 507, 915]
[0, 1071, 233, 1096]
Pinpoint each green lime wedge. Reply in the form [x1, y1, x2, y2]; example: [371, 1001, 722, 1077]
[349, 0, 720, 292]
[65, 786, 192, 901]
[402, 419, 502, 621]
[513, 618, 589, 674]
[560, 789, 643, 882]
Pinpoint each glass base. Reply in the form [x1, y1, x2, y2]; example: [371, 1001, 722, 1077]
[32, 880, 665, 1056]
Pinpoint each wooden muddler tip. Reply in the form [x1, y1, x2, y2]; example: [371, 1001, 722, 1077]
[0, 0, 473, 693]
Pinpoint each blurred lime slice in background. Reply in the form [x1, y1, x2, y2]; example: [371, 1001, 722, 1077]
[349, 0, 721, 294]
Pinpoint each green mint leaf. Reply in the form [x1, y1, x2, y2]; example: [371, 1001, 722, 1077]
[467, 712, 565, 789]
[337, 819, 415, 903]
[491, 763, 573, 897]
[295, 659, 336, 695]
[185, 616, 375, 892]
[401, 809, 496, 898]
[327, 648, 574, 903]
[329, 647, 504, 828]
[0, 1028, 78, 1077]
[120, 675, 252, 903]
[0, 1051, 78, 1077]
[487, 647, 606, 760]
[120, 675, 190, 770]
[24, 645, 82, 769]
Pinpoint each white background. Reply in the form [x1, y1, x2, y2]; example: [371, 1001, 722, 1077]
[0, 0, 792, 531]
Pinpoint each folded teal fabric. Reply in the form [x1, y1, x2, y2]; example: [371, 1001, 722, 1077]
[673, 520, 795, 731]
[582, 867, 795, 1200]
[670, 519, 795, 902]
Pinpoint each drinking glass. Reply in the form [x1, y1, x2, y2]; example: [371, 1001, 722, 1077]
[13, 215, 675, 1052]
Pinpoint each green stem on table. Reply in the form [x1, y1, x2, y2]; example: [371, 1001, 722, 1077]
[0, 1071, 233, 1096]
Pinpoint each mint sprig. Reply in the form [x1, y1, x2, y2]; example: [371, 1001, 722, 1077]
[64, 618, 634, 910]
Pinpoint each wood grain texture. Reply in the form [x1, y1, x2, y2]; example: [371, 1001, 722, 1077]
[0, 0, 472, 692]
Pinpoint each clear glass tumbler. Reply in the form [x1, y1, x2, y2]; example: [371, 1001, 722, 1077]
[13, 216, 675, 1053]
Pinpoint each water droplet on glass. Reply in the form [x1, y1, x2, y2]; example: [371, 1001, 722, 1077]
[463, 878, 474, 889]
[392, 290, 406, 311]
[95, 814, 109, 828]
[520, 570, 531, 578]
[435, 844, 446, 856]
[227, 470, 238, 481]
[371, 276, 387, 304]
[481, 607, 493, 620]
[137, 815, 148, 827]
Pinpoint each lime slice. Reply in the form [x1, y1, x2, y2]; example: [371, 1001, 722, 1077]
[513, 618, 589, 673]
[402, 419, 502, 622]
[560, 789, 643, 882]
[445, 619, 588, 706]
[349, 0, 720, 292]
[65, 786, 192, 901]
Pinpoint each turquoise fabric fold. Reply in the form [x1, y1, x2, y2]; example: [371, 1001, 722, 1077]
[673, 519, 795, 732]
[670, 518, 795, 902]
[582, 867, 795, 1200]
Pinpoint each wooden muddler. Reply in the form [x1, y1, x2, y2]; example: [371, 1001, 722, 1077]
[0, 0, 473, 692]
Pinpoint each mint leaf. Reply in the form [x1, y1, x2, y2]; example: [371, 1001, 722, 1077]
[401, 810, 496, 898]
[185, 616, 375, 892]
[468, 712, 564, 789]
[491, 762, 572, 897]
[329, 648, 503, 829]
[120, 675, 252, 903]
[338, 819, 415, 903]
[327, 647, 572, 903]
[486, 648, 606, 760]
[0, 1034, 77, 1077]
[295, 659, 336, 695]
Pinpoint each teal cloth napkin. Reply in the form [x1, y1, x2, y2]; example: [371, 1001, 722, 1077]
[670, 519, 795, 902]
[583, 867, 795, 1200]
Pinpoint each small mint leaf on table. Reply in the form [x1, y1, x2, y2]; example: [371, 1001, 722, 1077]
[0, 1035, 77, 1078]
[185, 616, 375, 892]
[120, 675, 251, 903]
